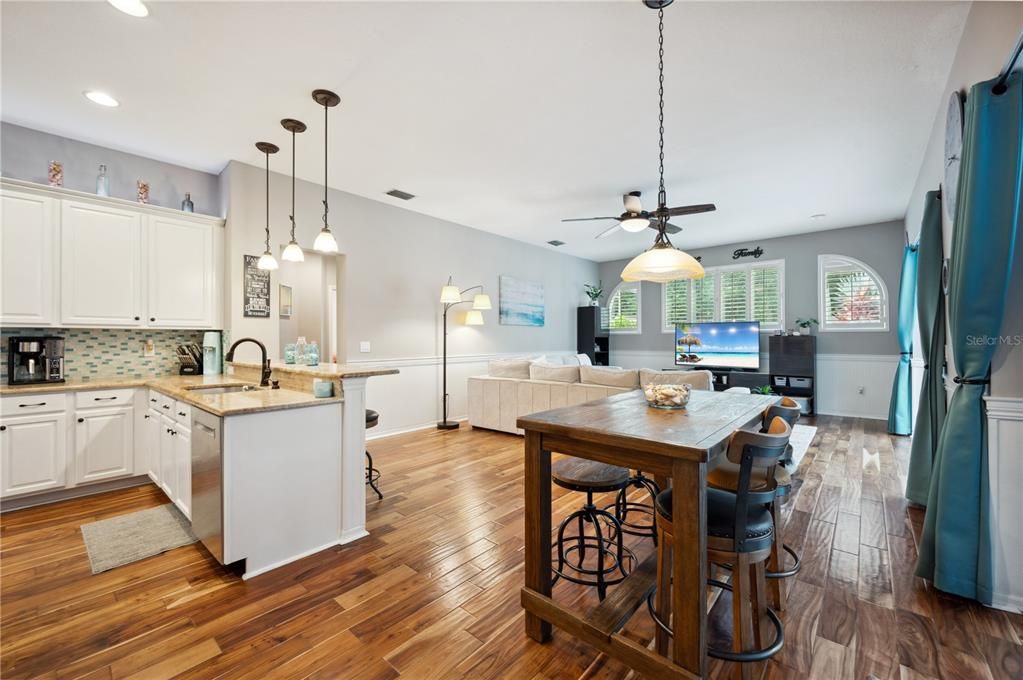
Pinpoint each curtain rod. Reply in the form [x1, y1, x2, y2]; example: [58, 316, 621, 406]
[995, 29, 1023, 92]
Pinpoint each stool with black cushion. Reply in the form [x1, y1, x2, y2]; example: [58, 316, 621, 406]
[649, 417, 791, 679]
[705, 397, 803, 611]
[365, 409, 383, 500]
[603, 469, 661, 544]
[552, 457, 637, 601]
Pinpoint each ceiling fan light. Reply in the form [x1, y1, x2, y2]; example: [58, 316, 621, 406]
[257, 251, 279, 271]
[281, 241, 305, 262]
[313, 228, 338, 254]
[620, 217, 649, 233]
[621, 244, 704, 283]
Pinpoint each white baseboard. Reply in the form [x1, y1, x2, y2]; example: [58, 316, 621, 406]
[241, 538, 342, 580]
[985, 396, 1023, 613]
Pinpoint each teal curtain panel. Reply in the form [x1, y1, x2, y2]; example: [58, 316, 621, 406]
[906, 192, 947, 505]
[888, 243, 918, 435]
[916, 72, 1022, 603]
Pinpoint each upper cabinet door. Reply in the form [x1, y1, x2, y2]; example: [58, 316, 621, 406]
[61, 201, 143, 326]
[0, 190, 58, 325]
[147, 216, 214, 328]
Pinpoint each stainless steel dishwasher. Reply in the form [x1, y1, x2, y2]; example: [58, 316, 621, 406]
[191, 409, 224, 563]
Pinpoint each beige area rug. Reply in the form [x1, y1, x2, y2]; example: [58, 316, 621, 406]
[80, 503, 197, 574]
[787, 423, 818, 471]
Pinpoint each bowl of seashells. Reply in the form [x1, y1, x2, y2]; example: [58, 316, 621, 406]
[643, 383, 691, 410]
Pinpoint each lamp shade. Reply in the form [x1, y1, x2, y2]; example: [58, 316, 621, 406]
[256, 251, 279, 271]
[621, 244, 704, 283]
[281, 241, 304, 262]
[464, 310, 484, 326]
[472, 294, 492, 310]
[440, 285, 461, 304]
[620, 217, 649, 233]
[313, 228, 339, 254]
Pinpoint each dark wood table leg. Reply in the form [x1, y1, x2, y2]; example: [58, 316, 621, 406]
[524, 430, 552, 642]
[671, 458, 707, 676]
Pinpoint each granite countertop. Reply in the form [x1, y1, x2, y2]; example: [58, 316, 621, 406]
[0, 374, 343, 417]
[227, 360, 399, 380]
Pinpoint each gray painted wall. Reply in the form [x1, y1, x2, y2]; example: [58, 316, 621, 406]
[903, 2, 1023, 398]
[223, 160, 597, 364]
[597, 220, 904, 356]
[1, 122, 221, 216]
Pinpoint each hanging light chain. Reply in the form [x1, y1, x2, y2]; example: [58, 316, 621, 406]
[657, 6, 666, 215]
[322, 101, 329, 230]
[264, 150, 271, 252]
[290, 128, 297, 239]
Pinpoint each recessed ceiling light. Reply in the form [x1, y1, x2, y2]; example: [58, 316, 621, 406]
[107, 0, 148, 17]
[83, 91, 119, 107]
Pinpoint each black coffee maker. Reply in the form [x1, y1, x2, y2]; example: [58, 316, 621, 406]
[7, 336, 65, 385]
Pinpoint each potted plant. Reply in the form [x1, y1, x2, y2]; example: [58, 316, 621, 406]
[752, 384, 774, 395]
[794, 317, 818, 335]
[584, 282, 604, 307]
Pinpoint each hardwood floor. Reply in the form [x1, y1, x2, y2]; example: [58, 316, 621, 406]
[2, 416, 1021, 679]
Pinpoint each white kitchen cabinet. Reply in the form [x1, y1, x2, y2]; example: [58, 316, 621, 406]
[159, 415, 176, 500]
[0, 412, 67, 497]
[0, 189, 58, 325]
[61, 200, 143, 326]
[144, 407, 162, 484]
[174, 426, 191, 519]
[146, 215, 214, 328]
[75, 406, 134, 484]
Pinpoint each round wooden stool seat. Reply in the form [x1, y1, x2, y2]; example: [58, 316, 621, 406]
[365, 409, 379, 429]
[552, 458, 630, 493]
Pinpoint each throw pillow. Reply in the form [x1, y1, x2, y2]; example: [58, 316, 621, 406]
[640, 368, 714, 391]
[488, 358, 532, 379]
[576, 353, 593, 366]
[529, 362, 581, 383]
[580, 365, 639, 389]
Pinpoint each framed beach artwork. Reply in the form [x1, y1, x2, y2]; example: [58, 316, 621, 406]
[500, 275, 545, 327]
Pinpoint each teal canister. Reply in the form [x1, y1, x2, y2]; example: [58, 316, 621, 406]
[202, 331, 222, 375]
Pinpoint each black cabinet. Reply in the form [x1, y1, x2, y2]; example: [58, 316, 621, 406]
[577, 306, 610, 366]
[769, 335, 816, 415]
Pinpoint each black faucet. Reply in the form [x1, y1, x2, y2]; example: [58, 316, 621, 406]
[224, 338, 272, 387]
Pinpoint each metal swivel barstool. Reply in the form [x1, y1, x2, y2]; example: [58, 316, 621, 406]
[603, 470, 661, 544]
[649, 418, 791, 679]
[365, 409, 383, 500]
[551, 457, 637, 601]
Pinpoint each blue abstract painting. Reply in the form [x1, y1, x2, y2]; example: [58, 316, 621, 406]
[499, 275, 545, 327]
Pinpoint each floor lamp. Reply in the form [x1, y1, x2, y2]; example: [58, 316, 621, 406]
[438, 278, 490, 429]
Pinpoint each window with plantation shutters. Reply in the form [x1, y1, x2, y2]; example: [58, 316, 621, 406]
[602, 282, 641, 333]
[660, 260, 784, 331]
[818, 254, 889, 331]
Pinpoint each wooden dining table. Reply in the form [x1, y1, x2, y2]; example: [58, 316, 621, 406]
[518, 388, 779, 679]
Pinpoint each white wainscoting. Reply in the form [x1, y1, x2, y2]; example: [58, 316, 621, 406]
[985, 395, 1023, 612]
[348, 350, 578, 439]
[610, 350, 898, 420]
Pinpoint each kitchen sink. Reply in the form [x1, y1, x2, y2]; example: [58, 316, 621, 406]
[186, 384, 263, 395]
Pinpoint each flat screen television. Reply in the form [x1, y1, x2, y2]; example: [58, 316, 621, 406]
[675, 321, 760, 370]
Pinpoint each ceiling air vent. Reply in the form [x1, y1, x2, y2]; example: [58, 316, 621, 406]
[385, 189, 415, 201]
[547, 240, 566, 247]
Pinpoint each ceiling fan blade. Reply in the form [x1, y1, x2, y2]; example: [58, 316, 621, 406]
[595, 223, 622, 239]
[664, 222, 682, 234]
[562, 217, 620, 222]
[665, 203, 716, 217]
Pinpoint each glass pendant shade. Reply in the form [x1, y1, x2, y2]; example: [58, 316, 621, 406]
[257, 251, 279, 271]
[464, 310, 484, 326]
[620, 217, 649, 233]
[621, 243, 704, 283]
[281, 241, 305, 262]
[313, 228, 338, 253]
[472, 294, 492, 310]
[440, 285, 461, 304]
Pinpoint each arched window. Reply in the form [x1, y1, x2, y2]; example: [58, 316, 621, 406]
[601, 282, 642, 333]
[818, 254, 889, 331]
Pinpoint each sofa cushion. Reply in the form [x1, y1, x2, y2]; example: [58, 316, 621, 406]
[577, 353, 593, 367]
[529, 362, 580, 383]
[488, 358, 532, 379]
[580, 365, 639, 389]
[640, 368, 714, 391]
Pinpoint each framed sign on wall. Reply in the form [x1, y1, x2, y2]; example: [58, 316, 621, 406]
[243, 254, 270, 318]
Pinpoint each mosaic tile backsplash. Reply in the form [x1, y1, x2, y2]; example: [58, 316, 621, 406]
[1, 328, 207, 382]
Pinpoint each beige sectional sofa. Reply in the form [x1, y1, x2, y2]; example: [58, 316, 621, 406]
[467, 358, 713, 435]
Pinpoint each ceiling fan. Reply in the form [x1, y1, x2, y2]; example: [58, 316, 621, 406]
[562, 190, 715, 239]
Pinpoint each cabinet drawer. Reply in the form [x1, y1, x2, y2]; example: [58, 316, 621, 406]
[0, 392, 67, 416]
[74, 389, 135, 409]
[150, 391, 175, 415]
[173, 401, 191, 427]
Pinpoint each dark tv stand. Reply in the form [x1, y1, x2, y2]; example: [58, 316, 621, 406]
[769, 335, 816, 415]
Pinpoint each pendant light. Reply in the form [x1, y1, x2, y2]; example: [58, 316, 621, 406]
[255, 141, 280, 271]
[621, 1, 705, 284]
[280, 118, 307, 262]
[312, 89, 341, 254]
